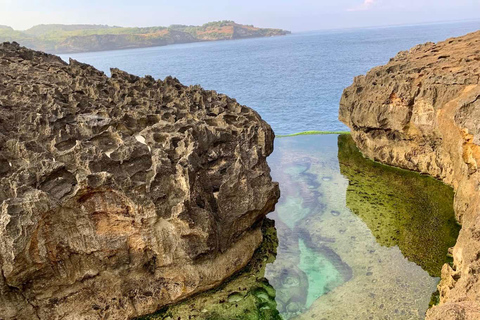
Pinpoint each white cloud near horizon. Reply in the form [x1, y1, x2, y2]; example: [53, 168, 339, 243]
[347, 0, 378, 11]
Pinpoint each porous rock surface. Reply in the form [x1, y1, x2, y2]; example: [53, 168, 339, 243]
[0, 42, 279, 319]
[340, 31, 480, 319]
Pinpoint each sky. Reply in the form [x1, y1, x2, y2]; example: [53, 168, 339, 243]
[1, 0, 480, 32]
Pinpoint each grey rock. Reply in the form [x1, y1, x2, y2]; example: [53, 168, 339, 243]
[0, 42, 279, 320]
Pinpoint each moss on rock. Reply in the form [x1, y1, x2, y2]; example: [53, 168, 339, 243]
[338, 134, 459, 277]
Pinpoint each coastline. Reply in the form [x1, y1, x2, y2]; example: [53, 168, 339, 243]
[56, 32, 292, 56]
[0, 22, 291, 55]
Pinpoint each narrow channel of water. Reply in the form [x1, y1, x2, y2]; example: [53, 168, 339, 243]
[140, 134, 459, 320]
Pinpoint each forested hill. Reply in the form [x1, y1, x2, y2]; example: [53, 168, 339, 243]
[0, 21, 290, 54]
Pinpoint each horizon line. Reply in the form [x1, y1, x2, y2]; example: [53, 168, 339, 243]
[4, 17, 480, 33]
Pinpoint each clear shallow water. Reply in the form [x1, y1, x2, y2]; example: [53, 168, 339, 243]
[141, 134, 458, 320]
[60, 21, 480, 135]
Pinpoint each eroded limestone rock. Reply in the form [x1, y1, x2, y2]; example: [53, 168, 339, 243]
[0, 42, 279, 320]
[340, 31, 480, 319]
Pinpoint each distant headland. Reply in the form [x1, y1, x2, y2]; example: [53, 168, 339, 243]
[0, 21, 291, 54]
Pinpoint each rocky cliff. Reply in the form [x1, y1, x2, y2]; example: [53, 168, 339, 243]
[340, 31, 480, 319]
[0, 42, 279, 319]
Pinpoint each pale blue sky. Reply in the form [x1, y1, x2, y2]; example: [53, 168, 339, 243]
[1, 0, 480, 32]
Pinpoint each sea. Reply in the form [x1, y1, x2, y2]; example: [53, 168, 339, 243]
[60, 20, 480, 135]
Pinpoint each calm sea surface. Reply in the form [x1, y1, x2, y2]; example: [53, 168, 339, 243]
[61, 20, 480, 135]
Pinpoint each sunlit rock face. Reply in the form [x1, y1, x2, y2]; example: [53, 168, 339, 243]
[340, 30, 480, 319]
[0, 42, 279, 320]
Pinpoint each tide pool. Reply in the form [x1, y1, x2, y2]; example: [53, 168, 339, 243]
[140, 134, 458, 320]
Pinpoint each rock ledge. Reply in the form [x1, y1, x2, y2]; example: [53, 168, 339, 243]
[0, 42, 279, 320]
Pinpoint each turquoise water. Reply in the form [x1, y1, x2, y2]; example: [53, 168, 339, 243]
[60, 21, 480, 135]
[143, 134, 458, 320]
[264, 134, 457, 319]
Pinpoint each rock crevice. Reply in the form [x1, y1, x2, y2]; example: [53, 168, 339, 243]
[340, 31, 480, 319]
[0, 42, 279, 319]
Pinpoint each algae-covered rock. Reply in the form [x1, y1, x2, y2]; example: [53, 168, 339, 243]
[338, 134, 459, 277]
[0, 42, 279, 320]
[339, 30, 480, 318]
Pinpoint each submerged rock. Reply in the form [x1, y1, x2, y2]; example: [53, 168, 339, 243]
[340, 31, 480, 318]
[0, 42, 279, 319]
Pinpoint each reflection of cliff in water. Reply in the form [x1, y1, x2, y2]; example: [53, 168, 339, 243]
[337, 134, 459, 277]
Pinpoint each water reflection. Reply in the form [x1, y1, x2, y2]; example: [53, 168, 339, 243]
[337, 135, 459, 277]
[140, 134, 458, 320]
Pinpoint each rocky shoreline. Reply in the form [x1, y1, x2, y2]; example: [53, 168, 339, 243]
[340, 30, 480, 319]
[0, 42, 279, 319]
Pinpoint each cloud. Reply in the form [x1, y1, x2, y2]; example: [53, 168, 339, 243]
[347, 0, 378, 12]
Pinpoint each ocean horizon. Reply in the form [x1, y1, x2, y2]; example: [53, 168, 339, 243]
[61, 20, 480, 135]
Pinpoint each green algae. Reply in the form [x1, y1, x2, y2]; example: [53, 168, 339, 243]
[337, 134, 460, 277]
[429, 290, 441, 308]
[276, 131, 350, 138]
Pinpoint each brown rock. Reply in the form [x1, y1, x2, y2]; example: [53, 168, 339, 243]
[0, 42, 279, 319]
[339, 31, 480, 319]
